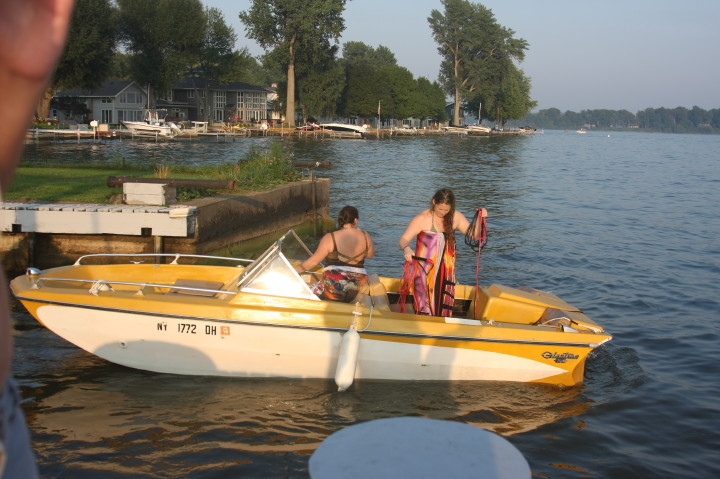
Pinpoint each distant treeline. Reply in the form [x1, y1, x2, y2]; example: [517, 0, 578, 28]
[520, 106, 720, 133]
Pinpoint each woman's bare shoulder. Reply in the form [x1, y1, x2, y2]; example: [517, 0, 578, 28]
[411, 209, 431, 222]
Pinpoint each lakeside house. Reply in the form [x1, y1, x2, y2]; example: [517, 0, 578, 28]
[161, 77, 277, 125]
[52, 78, 278, 127]
[52, 80, 147, 125]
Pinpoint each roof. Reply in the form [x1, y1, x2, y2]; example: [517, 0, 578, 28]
[56, 80, 139, 97]
[55, 77, 271, 99]
[174, 77, 270, 93]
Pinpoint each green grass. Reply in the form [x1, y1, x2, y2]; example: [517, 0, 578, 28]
[4, 141, 300, 203]
[4, 166, 151, 203]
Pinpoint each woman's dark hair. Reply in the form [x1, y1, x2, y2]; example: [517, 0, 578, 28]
[337, 205, 359, 228]
[430, 189, 456, 243]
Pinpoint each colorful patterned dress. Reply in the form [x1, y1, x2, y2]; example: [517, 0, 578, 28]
[400, 229, 456, 316]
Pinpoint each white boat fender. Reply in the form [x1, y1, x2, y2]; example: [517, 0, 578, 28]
[335, 306, 362, 392]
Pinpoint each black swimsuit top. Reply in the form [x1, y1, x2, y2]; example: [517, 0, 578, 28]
[325, 231, 369, 268]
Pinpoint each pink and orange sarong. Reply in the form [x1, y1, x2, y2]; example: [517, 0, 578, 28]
[399, 231, 456, 316]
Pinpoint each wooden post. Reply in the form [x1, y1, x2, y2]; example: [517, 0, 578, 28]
[153, 235, 163, 263]
[311, 171, 317, 236]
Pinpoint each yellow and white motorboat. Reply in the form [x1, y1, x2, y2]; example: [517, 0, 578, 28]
[10, 230, 611, 388]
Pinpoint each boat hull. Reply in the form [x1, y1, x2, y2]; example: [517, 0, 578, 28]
[20, 300, 588, 384]
[318, 123, 367, 138]
[122, 121, 177, 138]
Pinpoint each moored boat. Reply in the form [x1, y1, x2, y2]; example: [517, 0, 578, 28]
[122, 109, 182, 138]
[318, 123, 367, 138]
[441, 126, 468, 135]
[10, 229, 611, 388]
[467, 124, 492, 134]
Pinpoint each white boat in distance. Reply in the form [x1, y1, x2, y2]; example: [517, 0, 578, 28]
[122, 109, 182, 138]
[467, 124, 492, 134]
[441, 126, 468, 135]
[319, 123, 367, 138]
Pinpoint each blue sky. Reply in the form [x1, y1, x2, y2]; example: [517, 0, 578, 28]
[203, 0, 719, 113]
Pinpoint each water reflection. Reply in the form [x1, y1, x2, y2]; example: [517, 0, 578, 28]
[25, 358, 592, 470]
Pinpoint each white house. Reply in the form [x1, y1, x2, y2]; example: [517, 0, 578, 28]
[53, 78, 278, 126]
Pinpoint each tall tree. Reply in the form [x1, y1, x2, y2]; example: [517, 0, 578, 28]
[117, 0, 206, 105]
[381, 66, 417, 120]
[342, 42, 397, 68]
[39, 0, 116, 119]
[220, 49, 274, 86]
[415, 77, 449, 124]
[297, 60, 345, 123]
[340, 42, 395, 122]
[342, 63, 387, 119]
[199, 8, 237, 81]
[428, 0, 528, 125]
[190, 7, 237, 121]
[239, 0, 346, 127]
[480, 63, 535, 127]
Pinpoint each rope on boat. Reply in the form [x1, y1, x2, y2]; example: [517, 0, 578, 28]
[464, 208, 488, 252]
[89, 280, 113, 296]
[464, 209, 488, 319]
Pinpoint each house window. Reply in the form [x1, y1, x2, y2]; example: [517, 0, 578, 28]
[214, 91, 226, 109]
[101, 97, 112, 104]
[239, 91, 268, 122]
[119, 92, 139, 104]
[101, 109, 112, 123]
[187, 90, 195, 98]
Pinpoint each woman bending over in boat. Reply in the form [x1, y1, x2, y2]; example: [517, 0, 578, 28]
[398, 189, 486, 316]
[295, 206, 375, 302]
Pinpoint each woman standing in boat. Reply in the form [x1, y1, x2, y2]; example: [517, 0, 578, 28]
[398, 189, 486, 316]
[295, 206, 375, 302]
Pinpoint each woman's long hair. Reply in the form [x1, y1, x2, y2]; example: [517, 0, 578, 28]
[430, 189, 456, 244]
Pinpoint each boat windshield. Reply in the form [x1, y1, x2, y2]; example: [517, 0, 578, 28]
[237, 230, 319, 300]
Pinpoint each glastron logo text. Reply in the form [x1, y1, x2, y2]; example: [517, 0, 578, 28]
[542, 352, 579, 363]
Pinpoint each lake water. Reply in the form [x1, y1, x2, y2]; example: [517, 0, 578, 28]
[10, 131, 720, 477]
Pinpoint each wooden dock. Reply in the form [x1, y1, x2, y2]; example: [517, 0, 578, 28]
[1, 203, 196, 237]
[25, 126, 535, 143]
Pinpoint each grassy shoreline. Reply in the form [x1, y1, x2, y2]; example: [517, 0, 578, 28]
[5, 142, 300, 203]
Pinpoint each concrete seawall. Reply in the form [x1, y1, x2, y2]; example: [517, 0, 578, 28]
[1, 178, 330, 277]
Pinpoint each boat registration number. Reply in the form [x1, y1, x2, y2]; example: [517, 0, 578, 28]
[156, 321, 231, 336]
